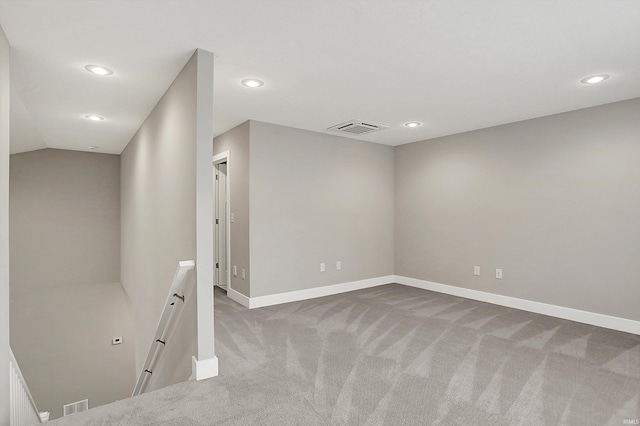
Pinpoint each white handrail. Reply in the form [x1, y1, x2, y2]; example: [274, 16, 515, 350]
[9, 347, 46, 424]
[132, 260, 195, 396]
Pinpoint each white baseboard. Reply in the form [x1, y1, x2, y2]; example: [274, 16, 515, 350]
[243, 276, 395, 309]
[191, 355, 218, 381]
[222, 274, 639, 335]
[393, 275, 640, 335]
[227, 287, 250, 308]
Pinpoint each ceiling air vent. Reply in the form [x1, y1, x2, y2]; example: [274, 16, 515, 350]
[63, 399, 88, 416]
[327, 120, 388, 136]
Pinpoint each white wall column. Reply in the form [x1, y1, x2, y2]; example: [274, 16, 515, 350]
[193, 48, 217, 380]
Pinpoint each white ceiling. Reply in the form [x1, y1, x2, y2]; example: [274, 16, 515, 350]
[2, 0, 639, 155]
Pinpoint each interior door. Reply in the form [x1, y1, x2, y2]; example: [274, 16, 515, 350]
[214, 162, 228, 290]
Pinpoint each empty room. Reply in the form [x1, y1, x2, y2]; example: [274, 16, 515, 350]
[0, 1, 639, 425]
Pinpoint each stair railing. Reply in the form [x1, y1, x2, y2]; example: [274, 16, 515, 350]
[132, 260, 195, 396]
[9, 347, 48, 424]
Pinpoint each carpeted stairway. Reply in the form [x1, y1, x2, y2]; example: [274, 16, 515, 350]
[49, 283, 640, 425]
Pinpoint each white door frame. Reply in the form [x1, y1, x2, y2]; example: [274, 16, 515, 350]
[213, 151, 231, 293]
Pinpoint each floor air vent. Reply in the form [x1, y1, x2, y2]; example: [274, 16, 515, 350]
[327, 120, 388, 135]
[63, 399, 88, 416]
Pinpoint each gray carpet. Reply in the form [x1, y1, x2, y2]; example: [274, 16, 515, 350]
[50, 284, 640, 425]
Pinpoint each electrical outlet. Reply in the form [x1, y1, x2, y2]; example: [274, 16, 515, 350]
[496, 269, 503, 279]
[112, 337, 122, 345]
[336, 261, 342, 270]
[230, 212, 235, 223]
[241, 269, 246, 280]
[320, 263, 326, 272]
[233, 265, 237, 276]
[474, 266, 480, 276]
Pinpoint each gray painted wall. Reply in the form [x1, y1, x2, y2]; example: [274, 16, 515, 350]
[0, 23, 10, 425]
[213, 121, 250, 297]
[121, 52, 199, 385]
[9, 148, 135, 419]
[395, 98, 640, 322]
[250, 121, 395, 297]
[10, 150, 120, 291]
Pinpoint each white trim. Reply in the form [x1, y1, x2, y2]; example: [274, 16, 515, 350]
[212, 151, 230, 165]
[227, 287, 250, 308]
[212, 151, 230, 164]
[219, 272, 640, 335]
[212, 151, 232, 294]
[9, 347, 43, 423]
[246, 276, 394, 309]
[226, 273, 640, 335]
[394, 275, 640, 335]
[191, 355, 218, 381]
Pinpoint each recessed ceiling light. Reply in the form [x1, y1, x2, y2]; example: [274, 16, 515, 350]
[85, 64, 113, 76]
[581, 74, 609, 85]
[241, 78, 264, 88]
[85, 114, 104, 121]
[404, 122, 422, 128]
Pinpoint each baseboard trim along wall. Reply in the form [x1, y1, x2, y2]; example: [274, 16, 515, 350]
[230, 276, 395, 309]
[394, 275, 640, 336]
[227, 288, 250, 308]
[191, 355, 218, 381]
[224, 275, 640, 335]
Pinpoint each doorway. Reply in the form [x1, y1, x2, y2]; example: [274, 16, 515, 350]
[213, 152, 230, 292]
